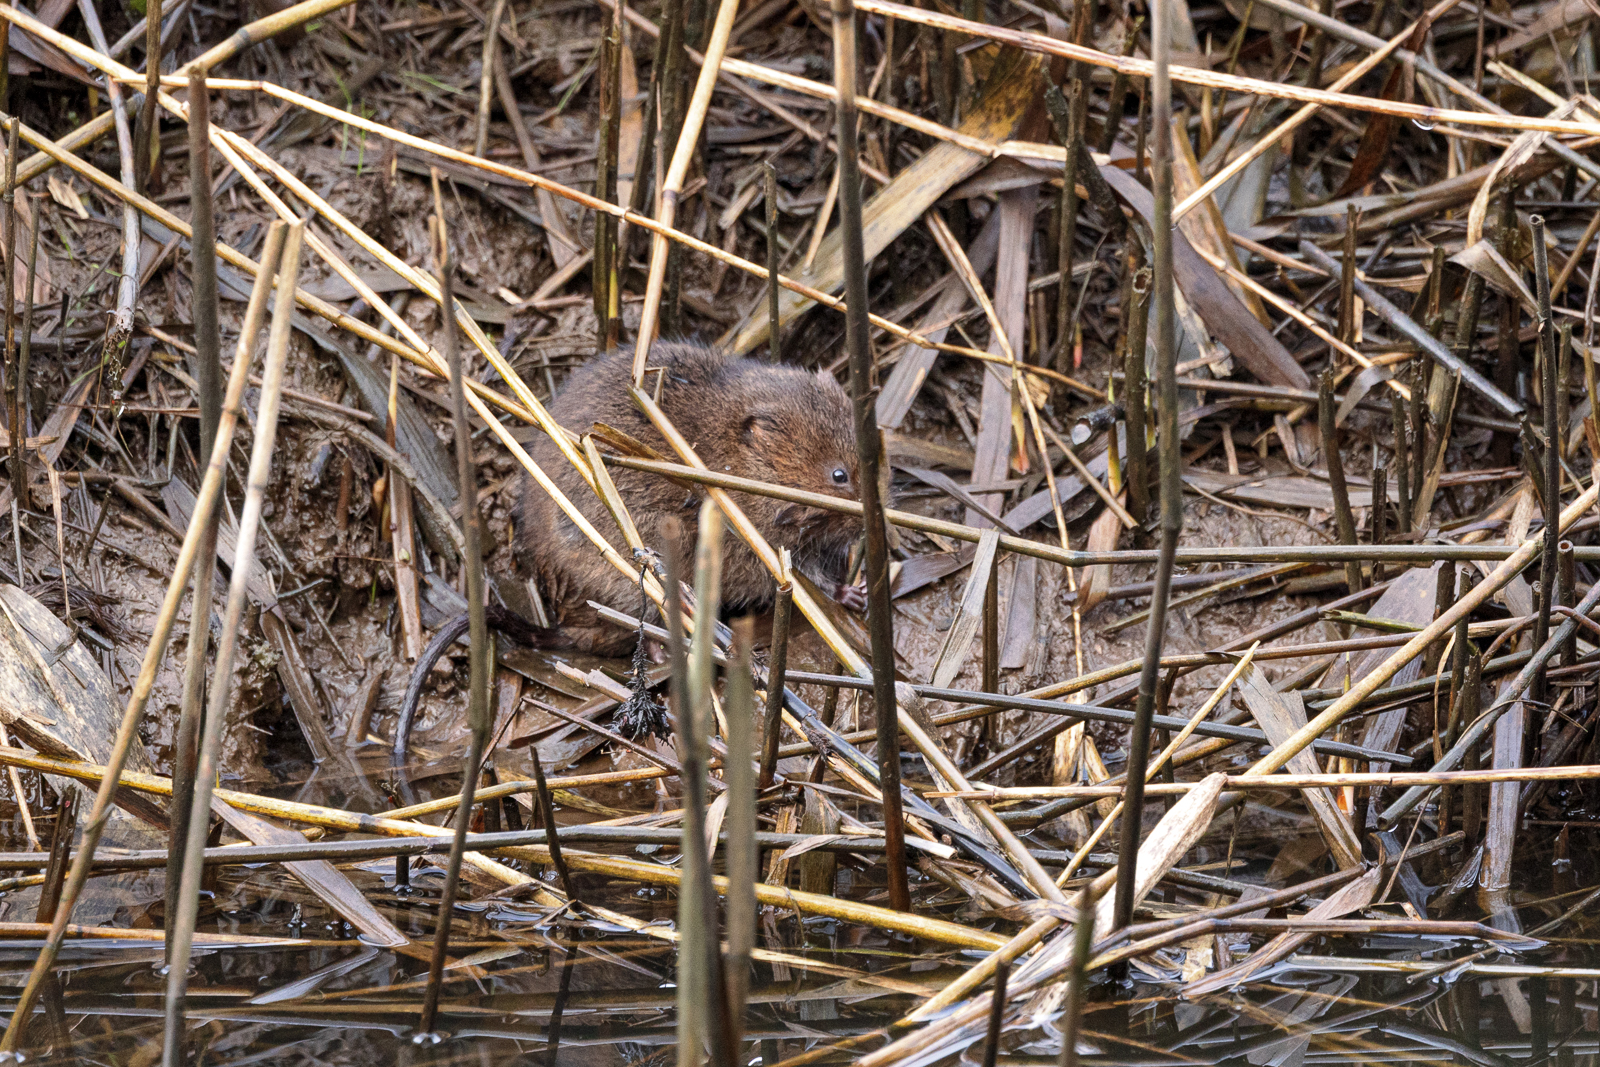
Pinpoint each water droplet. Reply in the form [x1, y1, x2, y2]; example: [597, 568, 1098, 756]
[1413, 117, 1436, 131]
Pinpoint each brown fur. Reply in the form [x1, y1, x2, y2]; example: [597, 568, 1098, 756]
[517, 341, 863, 654]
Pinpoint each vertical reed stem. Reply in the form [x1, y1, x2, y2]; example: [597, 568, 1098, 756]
[1058, 883, 1102, 1067]
[530, 745, 575, 897]
[474, 0, 508, 158]
[725, 618, 758, 1049]
[831, 0, 910, 913]
[1320, 368, 1363, 594]
[160, 221, 299, 1067]
[759, 569, 792, 790]
[1124, 263, 1150, 527]
[1113, 0, 1178, 933]
[765, 161, 781, 362]
[981, 956, 1009, 1067]
[982, 553, 998, 694]
[1049, 82, 1082, 377]
[594, 1, 622, 351]
[1533, 215, 1557, 706]
[1390, 388, 1411, 536]
[1370, 463, 1387, 580]
[167, 68, 222, 966]
[136, 0, 161, 190]
[418, 236, 491, 1035]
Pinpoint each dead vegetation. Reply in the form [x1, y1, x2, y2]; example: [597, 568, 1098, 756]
[0, 0, 1593, 1060]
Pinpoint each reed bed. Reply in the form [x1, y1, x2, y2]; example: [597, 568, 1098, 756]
[0, 0, 1596, 1062]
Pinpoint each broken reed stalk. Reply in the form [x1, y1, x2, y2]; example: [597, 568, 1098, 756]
[1113, 0, 1179, 934]
[166, 68, 222, 965]
[593, 0, 621, 351]
[473, 0, 507, 158]
[764, 160, 780, 361]
[725, 619, 758, 1045]
[758, 557, 793, 789]
[831, 0, 909, 913]
[680, 501, 734, 1067]
[631, 0, 741, 382]
[1533, 215, 1558, 705]
[1319, 368, 1363, 594]
[418, 241, 492, 1035]
[161, 219, 301, 1066]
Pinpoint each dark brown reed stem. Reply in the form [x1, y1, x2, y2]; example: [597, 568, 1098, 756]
[529, 746, 574, 898]
[1046, 83, 1082, 377]
[34, 789, 73, 924]
[658, 0, 687, 337]
[1059, 884, 1100, 1067]
[1124, 263, 1151, 527]
[983, 555, 999, 694]
[982, 956, 1009, 1067]
[832, 0, 909, 913]
[2, 117, 15, 507]
[1409, 358, 1428, 505]
[765, 161, 781, 362]
[162, 220, 300, 1067]
[419, 240, 491, 1035]
[473, 0, 507, 158]
[594, 3, 622, 352]
[1390, 386, 1411, 536]
[166, 68, 221, 967]
[1559, 540, 1576, 668]
[135, 0, 161, 190]
[1114, 0, 1178, 934]
[1533, 214, 1557, 707]
[1319, 368, 1363, 595]
[725, 618, 758, 1045]
[1338, 204, 1358, 344]
[759, 575, 792, 789]
[1098, 17, 1142, 153]
[1133, 79, 1149, 185]
[1370, 464, 1387, 581]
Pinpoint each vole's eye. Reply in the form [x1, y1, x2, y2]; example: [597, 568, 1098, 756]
[831, 467, 849, 486]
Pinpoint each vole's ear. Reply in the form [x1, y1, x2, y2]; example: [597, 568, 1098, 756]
[742, 411, 781, 445]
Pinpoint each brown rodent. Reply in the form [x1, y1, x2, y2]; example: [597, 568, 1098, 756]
[516, 340, 865, 655]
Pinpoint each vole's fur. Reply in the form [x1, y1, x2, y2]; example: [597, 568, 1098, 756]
[516, 340, 864, 654]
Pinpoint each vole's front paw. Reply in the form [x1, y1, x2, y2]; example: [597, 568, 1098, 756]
[832, 580, 869, 613]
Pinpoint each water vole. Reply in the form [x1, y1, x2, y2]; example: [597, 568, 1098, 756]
[517, 340, 865, 654]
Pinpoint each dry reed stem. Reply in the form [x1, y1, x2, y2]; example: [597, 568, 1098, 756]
[935, 764, 1600, 796]
[631, 0, 742, 382]
[0, 211, 295, 1053]
[162, 219, 303, 1062]
[851, 0, 1600, 138]
[1246, 480, 1600, 779]
[0, 746, 1010, 950]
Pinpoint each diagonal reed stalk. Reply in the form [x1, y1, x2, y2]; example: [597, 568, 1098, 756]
[159, 217, 298, 1065]
[830, 0, 910, 913]
[1113, 0, 1179, 934]
[417, 258, 491, 1034]
[166, 67, 222, 966]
